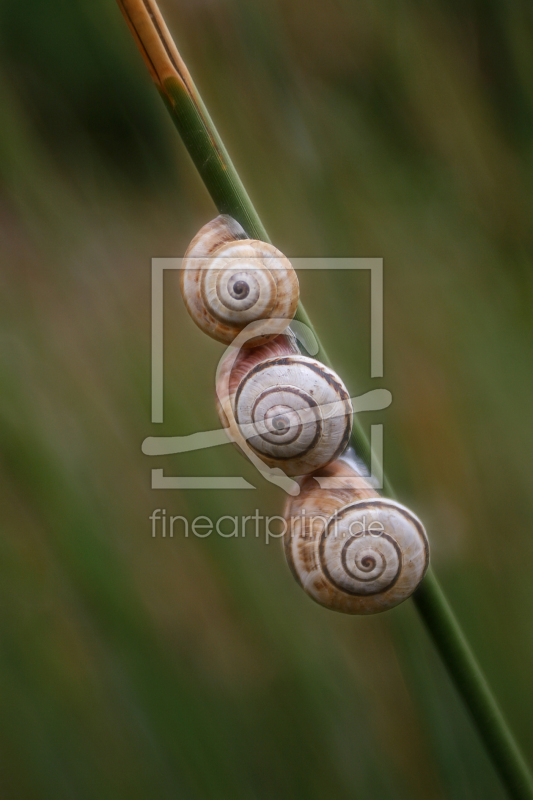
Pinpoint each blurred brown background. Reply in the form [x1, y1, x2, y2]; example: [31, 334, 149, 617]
[0, 0, 532, 797]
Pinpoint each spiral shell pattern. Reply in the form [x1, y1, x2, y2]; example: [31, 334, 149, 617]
[283, 459, 429, 614]
[181, 216, 299, 346]
[216, 337, 353, 476]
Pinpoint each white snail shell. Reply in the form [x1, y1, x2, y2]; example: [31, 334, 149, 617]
[283, 457, 429, 614]
[181, 215, 299, 347]
[216, 335, 353, 476]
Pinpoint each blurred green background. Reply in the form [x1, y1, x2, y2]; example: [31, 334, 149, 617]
[1, 0, 532, 797]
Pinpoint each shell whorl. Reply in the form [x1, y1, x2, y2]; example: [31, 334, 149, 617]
[181, 216, 299, 346]
[283, 458, 429, 614]
[215, 336, 353, 477]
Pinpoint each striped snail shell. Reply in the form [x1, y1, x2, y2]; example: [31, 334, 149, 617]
[216, 335, 353, 477]
[181, 215, 299, 347]
[283, 456, 429, 614]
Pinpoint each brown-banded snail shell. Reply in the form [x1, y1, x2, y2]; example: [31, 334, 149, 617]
[180, 215, 299, 347]
[283, 457, 429, 614]
[216, 335, 353, 476]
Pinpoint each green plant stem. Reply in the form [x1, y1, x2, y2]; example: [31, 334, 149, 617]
[415, 572, 533, 799]
[116, 2, 533, 797]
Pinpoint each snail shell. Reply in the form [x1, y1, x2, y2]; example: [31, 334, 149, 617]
[283, 457, 429, 614]
[216, 335, 353, 476]
[181, 215, 299, 346]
